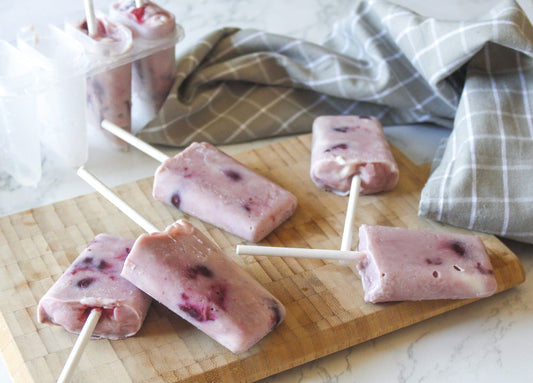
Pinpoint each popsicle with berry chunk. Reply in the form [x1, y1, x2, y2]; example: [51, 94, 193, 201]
[237, 225, 498, 304]
[310, 115, 399, 195]
[99, 121, 298, 243]
[355, 225, 498, 303]
[37, 234, 152, 339]
[122, 219, 285, 353]
[152, 141, 297, 242]
[67, 13, 133, 150]
[77, 167, 286, 354]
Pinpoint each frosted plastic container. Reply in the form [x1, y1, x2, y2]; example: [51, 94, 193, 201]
[0, 41, 40, 186]
[0, 9, 183, 186]
[17, 25, 89, 167]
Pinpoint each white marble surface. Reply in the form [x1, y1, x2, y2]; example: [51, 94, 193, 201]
[1, 1, 532, 382]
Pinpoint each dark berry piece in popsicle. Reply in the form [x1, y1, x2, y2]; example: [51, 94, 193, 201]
[186, 265, 213, 279]
[325, 143, 348, 153]
[332, 126, 350, 133]
[77, 278, 95, 289]
[450, 241, 467, 257]
[171, 192, 181, 208]
[223, 169, 242, 181]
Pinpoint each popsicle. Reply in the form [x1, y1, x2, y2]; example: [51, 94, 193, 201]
[77, 167, 286, 354]
[123, 219, 286, 353]
[67, 9, 133, 150]
[237, 225, 498, 303]
[37, 234, 152, 339]
[110, 0, 177, 127]
[310, 115, 399, 195]
[154, 142, 297, 242]
[101, 119, 298, 242]
[355, 224, 497, 303]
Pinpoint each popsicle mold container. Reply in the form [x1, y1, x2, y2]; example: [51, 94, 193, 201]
[0, 41, 41, 186]
[0, 10, 184, 186]
[17, 25, 89, 170]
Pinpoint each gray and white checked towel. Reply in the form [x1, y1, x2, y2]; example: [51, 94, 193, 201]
[138, 0, 533, 244]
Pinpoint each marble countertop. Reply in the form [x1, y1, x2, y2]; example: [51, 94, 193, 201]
[1, 1, 532, 382]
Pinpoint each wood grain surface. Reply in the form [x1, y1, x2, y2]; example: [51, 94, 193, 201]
[0, 134, 525, 382]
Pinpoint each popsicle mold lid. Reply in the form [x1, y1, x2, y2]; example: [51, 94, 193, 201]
[17, 24, 87, 71]
[8, 6, 184, 86]
[16, 24, 91, 92]
[65, 10, 184, 76]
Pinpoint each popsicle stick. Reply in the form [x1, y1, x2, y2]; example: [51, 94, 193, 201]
[340, 175, 361, 251]
[83, 0, 98, 37]
[57, 308, 102, 383]
[67, 168, 161, 378]
[101, 120, 170, 163]
[236, 175, 362, 263]
[64, 169, 160, 381]
[77, 166, 160, 234]
[135, 0, 145, 7]
[236, 245, 362, 262]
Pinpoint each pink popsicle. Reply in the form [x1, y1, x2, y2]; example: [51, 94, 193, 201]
[38, 234, 152, 340]
[310, 115, 399, 195]
[152, 142, 298, 242]
[74, 16, 133, 150]
[355, 225, 498, 303]
[121, 219, 286, 353]
[110, 0, 177, 120]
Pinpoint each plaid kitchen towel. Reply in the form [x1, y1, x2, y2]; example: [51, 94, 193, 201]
[138, 0, 533, 244]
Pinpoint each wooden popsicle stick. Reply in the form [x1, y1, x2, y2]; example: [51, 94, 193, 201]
[83, 0, 98, 37]
[101, 120, 170, 163]
[236, 245, 362, 262]
[77, 166, 160, 234]
[135, 0, 145, 7]
[340, 175, 361, 251]
[57, 308, 102, 383]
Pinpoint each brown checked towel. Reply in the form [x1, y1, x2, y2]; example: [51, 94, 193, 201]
[138, 0, 533, 244]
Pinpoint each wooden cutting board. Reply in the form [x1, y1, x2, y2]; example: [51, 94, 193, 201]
[0, 134, 525, 383]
